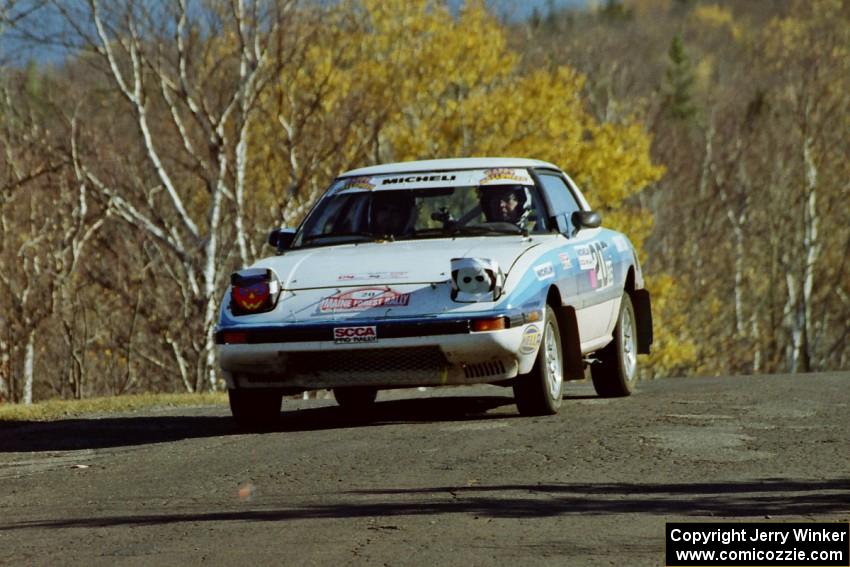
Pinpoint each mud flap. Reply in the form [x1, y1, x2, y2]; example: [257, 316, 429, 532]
[554, 305, 584, 381]
[630, 289, 653, 354]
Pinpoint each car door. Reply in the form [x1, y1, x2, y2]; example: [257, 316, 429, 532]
[535, 170, 615, 348]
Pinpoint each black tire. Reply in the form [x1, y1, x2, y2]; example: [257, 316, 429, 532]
[333, 387, 378, 411]
[228, 388, 282, 429]
[513, 305, 564, 416]
[591, 292, 638, 397]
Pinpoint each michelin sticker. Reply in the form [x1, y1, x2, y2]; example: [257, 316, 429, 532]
[534, 262, 555, 280]
[380, 173, 457, 186]
[520, 325, 542, 354]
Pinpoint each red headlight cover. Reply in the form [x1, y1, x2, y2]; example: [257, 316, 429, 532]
[229, 268, 281, 316]
[232, 282, 271, 312]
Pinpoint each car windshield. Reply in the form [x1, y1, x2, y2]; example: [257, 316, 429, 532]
[293, 182, 549, 248]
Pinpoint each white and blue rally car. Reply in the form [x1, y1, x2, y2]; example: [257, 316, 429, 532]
[216, 158, 652, 426]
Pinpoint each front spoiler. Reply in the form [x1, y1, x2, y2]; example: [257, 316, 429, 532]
[217, 324, 539, 390]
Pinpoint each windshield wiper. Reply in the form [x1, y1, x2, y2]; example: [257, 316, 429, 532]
[454, 223, 523, 236]
[301, 232, 382, 245]
[412, 227, 454, 238]
[412, 223, 523, 239]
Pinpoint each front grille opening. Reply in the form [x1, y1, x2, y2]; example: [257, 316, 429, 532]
[289, 346, 448, 378]
[462, 360, 506, 379]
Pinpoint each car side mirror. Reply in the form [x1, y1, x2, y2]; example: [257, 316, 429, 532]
[268, 227, 296, 251]
[571, 210, 602, 231]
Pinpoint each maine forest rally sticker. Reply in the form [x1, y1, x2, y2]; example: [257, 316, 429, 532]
[319, 287, 410, 312]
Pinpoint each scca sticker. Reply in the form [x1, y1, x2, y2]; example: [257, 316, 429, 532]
[519, 325, 542, 354]
[558, 252, 572, 270]
[320, 287, 410, 312]
[333, 326, 378, 344]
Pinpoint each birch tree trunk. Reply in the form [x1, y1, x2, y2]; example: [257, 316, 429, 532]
[750, 315, 761, 373]
[23, 328, 35, 405]
[799, 134, 820, 371]
[785, 271, 802, 373]
[68, 0, 287, 392]
[785, 133, 821, 374]
[0, 337, 9, 402]
[732, 222, 745, 337]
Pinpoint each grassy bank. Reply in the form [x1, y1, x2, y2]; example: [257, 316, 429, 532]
[0, 393, 228, 422]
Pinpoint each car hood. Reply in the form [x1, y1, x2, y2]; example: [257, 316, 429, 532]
[253, 237, 540, 290]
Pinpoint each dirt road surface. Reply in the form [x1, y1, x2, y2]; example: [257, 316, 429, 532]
[1, 373, 848, 566]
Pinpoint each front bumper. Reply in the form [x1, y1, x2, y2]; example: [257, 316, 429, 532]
[216, 316, 541, 390]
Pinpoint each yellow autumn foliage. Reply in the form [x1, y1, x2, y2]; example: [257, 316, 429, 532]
[690, 4, 744, 41]
[644, 274, 698, 378]
[762, 0, 849, 67]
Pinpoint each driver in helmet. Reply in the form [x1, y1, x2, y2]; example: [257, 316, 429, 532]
[480, 185, 532, 227]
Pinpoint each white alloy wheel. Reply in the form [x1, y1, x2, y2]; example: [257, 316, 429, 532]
[591, 292, 638, 397]
[514, 305, 564, 416]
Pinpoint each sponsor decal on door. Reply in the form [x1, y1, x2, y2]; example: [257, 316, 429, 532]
[534, 262, 555, 280]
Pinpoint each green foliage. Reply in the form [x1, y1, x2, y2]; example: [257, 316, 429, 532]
[599, 0, 633, 22]
[24, 59, 41, 98]
[662, 34, 698, 122]
[529, 6, 542, 29]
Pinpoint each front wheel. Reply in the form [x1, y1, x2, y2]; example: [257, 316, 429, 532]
[513, 305, 564, 416]
[228, 388, 283, 429]
[591, 292, 638, 397]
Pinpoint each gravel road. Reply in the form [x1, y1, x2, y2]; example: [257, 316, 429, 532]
[1, 373, 848, 566]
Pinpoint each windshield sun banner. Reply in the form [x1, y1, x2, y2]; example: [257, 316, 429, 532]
[333, 168, 535, 193]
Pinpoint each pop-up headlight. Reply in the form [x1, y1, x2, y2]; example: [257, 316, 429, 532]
[230, 268, 281, 315]
[451, 257, 504, 302]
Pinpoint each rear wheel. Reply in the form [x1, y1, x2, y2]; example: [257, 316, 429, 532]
[228, 388, 283, 429]
[591, 292, 638, 397]
[513, 305, 563, 416]
[333, 387, 378, 411]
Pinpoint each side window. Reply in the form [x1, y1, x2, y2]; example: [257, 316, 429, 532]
[537, 173, 582, 235]
[301, 192, 369, 237]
